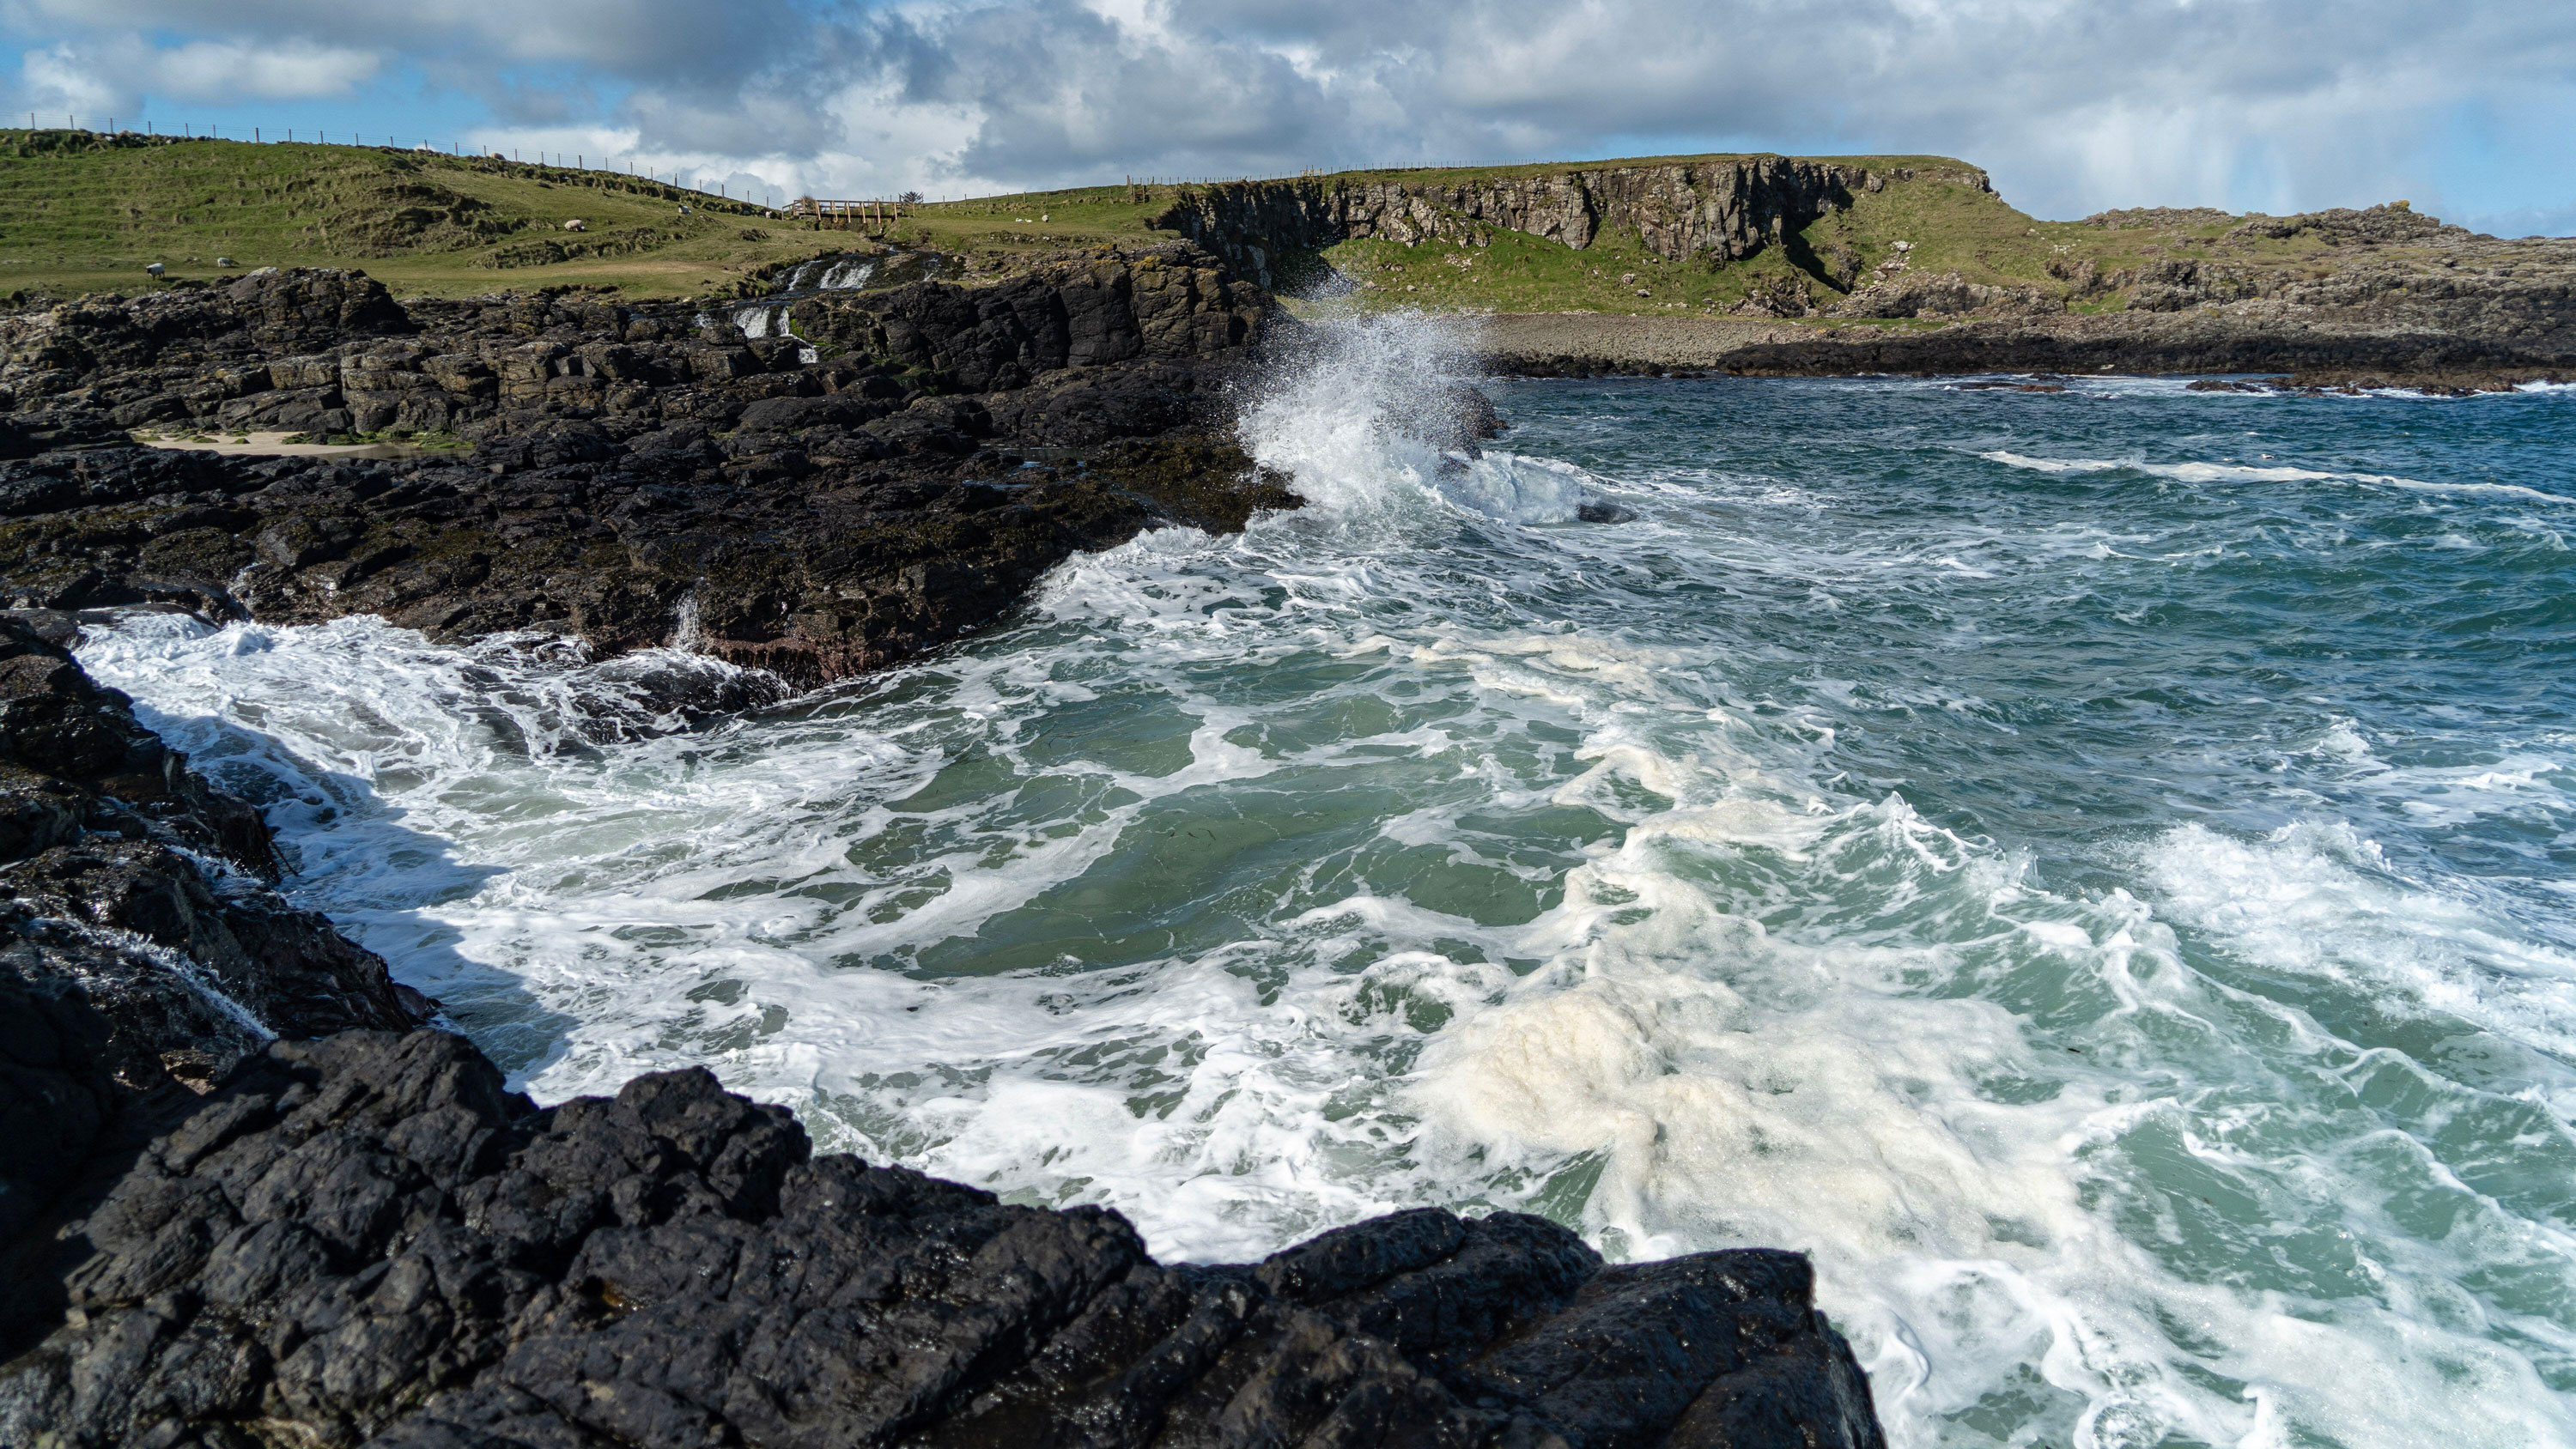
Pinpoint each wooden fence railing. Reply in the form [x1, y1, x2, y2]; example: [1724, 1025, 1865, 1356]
[786, 197, 912, 231]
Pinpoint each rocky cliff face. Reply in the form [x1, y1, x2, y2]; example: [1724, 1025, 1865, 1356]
[1150, 160, 1982, 286]
[1, 1028, 1886, 1449]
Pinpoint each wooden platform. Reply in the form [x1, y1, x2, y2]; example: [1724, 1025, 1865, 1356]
[785, 197, 909, 230]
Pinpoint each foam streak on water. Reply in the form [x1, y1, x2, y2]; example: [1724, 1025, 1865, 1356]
[80, 321, 2576, 1449]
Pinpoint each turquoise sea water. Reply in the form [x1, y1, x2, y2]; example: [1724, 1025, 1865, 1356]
[83, 319, 2576, 1447]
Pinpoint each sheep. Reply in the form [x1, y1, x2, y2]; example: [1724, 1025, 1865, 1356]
[215, 257, 235, 268]
[562, 218, 587, 233]
[145, 261, 165, 279]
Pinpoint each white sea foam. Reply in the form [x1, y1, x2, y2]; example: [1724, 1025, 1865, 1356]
[1982, 450, 2576, 505]
[2142, 820, 2576, 1069]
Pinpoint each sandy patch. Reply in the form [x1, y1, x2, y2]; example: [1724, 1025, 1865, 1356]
[133, 430, 441, 460]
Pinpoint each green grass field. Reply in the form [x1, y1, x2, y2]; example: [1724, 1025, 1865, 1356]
[0, 130, 2432, 312]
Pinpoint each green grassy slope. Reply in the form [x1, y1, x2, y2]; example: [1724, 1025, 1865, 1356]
[0, 131, 815, 299]
[0, 133, 2446, 314]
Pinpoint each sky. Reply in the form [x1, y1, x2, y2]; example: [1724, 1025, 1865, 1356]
[3, 0, 2572, 234]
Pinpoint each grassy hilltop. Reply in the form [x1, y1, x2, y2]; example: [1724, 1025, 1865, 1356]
[0, 129, 2508, 316]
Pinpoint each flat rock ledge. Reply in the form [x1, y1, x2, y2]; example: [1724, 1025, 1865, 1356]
[0, 1028, 1886, 1449]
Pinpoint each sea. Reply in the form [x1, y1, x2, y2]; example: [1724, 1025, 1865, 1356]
[78, 314, 2576, 1448]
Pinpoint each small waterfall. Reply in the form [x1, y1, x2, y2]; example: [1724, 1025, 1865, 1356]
[728, 304, 820, 363]
[771, 255, 875, 294]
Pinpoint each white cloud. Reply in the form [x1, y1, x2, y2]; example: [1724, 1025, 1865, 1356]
[149, 39, 380, 100]
[9, 35, 378, 119]
[16, 43, 118, 118]
[4, 0, 2573, 227]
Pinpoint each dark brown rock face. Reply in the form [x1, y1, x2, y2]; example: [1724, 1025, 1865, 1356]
[0, 1029, 1886, 1449]
[0, 248, 1297, 686]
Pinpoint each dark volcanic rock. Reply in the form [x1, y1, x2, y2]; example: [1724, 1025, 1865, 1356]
[789, 248, 1267, 392]
[0, 1029, 1886, 1449]
[1, 248, 1299, 686]
[0, 618, 431, 1351]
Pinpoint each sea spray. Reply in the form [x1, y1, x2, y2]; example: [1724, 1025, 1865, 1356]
[1242, 306, 1617, 524]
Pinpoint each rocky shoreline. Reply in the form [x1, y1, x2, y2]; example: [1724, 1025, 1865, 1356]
[0, 250, 1294, 685]
[0, 257, 1889, 1445]
[1470, 308, 2573, 385]
[0, 619, 1886, 1448]
[1157, 173, 2572, 382]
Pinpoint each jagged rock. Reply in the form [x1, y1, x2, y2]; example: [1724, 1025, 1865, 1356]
[0, 613, 272, 872]
[0, 619, 432, 1352]
[0, 256, 1300, 686]
[788, 243, 1266, 393]
[0, 270, 409, 400]
[0, 614, 430, 1061]
[0, 1029, 1886, 1449]
[222, 269, 414, 349]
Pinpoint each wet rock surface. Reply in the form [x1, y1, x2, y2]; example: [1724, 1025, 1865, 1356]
[0, 615, 430, 1349]
[1, 1028, 1885, 1449]
[0, 247, 1297, 686]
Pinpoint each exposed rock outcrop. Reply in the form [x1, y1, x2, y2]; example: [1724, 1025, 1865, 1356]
[1832, 270, 2065, 320]
[0, 249, 1297, 685]
[0, 270, 412, 410]
[0, 614, 431, 1349]
[787, 248, 1266, 392]
[0, 1028, 1886, 1449]
[1475, 198, 2576, 379]
[1149, 159, 1981, 286]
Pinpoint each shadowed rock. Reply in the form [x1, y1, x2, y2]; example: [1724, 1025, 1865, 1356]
[0, 1029, 1886, 1449]
[0, 617, 433, 1353]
